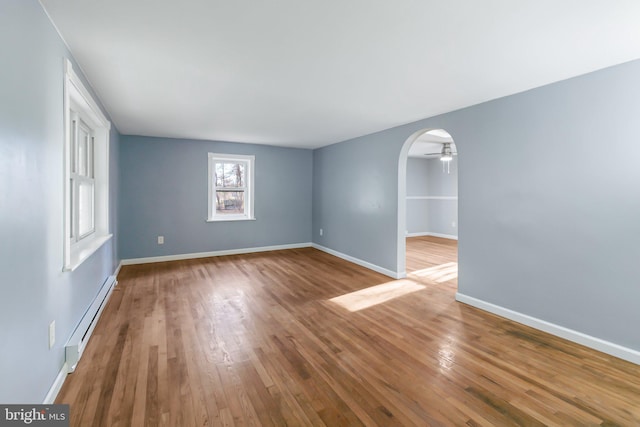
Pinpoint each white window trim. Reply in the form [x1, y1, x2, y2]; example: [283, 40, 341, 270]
[63, 59, 112, 271]
[70, 114, 96, 241]
[207, 153, 255, 222]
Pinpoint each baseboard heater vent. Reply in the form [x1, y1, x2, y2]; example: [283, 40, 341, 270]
[65, 275, 117, 373]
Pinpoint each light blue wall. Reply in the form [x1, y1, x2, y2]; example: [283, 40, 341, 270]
[0, 1, 120, 403]
[406, 157, 458, 236]
[119, 136, 312, 259]
[426, 157, 457, 237]
[406, 158, 429, 234]
[313, 59, 640, 352]
[427, 199, 457, 236]
[407, 158, 430, 196]
[426, 157, 457, 197]
[406, 199, 429, 234]
[312, 134, 400, 269]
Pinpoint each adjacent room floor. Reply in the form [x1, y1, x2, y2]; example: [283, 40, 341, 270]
[56, 237, 640, 425]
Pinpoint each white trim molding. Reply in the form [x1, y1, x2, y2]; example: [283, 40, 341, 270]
[406, 232, 458, 240]
[312, 243, 404, 279]
[208, 153, 255, 222]
[64, 234, 113, 272]
[456, 292, 640, 365]
[66, 276, 117, 373]
[406, 195, 458, 200]
[120, 243, 312, 265]
[113, 261, 123, 278]
[122, 243, 407, 279]
[63, 58, 111, 272]
[43, 362, 68, 404]
[44, 262, 123, 404]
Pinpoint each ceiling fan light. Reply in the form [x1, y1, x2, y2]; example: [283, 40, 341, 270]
[440, 143, 453, 161]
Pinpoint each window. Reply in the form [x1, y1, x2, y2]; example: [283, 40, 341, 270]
[208, 153, 255, 221]
[64, 59, 112, 271]
[70, 116, 95, 240]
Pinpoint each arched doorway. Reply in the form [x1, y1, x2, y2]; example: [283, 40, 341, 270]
[397, 129, 458, 279]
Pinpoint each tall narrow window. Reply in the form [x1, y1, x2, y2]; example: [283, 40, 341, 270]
[70, 115, 95, 241]
[64, 59, 111, 271]
[208, 153, 255, 221]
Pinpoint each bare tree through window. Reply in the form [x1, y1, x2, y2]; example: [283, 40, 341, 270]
[214, 162, 246, 214]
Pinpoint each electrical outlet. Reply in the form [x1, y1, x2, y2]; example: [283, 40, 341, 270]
[451, 221, 456, 228]
[319, 228, 323, 236]
[158, 236, 164, 245]
[49, 321, 55, 349]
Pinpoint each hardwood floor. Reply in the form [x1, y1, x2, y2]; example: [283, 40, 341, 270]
[406, 235, 458, 274]
[56, 237, 640, 426]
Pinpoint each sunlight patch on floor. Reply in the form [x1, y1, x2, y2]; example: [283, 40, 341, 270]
[437, 337, 458, 374]
[329, 279, 425, 312]
[409, 262, 458, 283]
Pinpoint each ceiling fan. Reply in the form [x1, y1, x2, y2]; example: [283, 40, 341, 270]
[422, 142, 457, 174]
[423, 142, 457, 162]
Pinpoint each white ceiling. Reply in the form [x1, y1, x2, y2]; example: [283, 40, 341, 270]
[40, 0, 640, 149]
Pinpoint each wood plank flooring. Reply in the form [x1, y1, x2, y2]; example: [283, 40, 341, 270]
[56, 237, 640, 426]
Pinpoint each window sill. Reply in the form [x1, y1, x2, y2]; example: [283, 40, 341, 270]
[64, 234, 113, 272]
[206, 217, 256, 223]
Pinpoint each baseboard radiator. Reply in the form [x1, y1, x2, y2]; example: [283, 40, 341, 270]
[65, 275, 117, 373]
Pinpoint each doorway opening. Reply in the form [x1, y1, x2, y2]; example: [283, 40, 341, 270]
[397, 129, 458, 286]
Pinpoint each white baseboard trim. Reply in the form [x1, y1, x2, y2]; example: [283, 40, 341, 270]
[311, 243, 402, 279]
[406, 232, 431, 237]
[407, 232, 458, 240]
[456, 292, 640, 365]
[113, 261, 123, 278]
[120, 243, 313, 266]
[43, 362, 68, 404]
[43, 259, 128, 404]
[406, 196, 458, 200]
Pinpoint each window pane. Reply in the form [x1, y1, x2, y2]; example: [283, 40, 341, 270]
[215, 191, 244, 214]
[217, 162, 245, 187]
[89, 137, 94, 178]
[215, 163, 223, 186]
[78, 181, 94, 236]
[78, 126, 89, 176]
[70, 178, 75, 239]
[71, 120, 77, 173]
[236, 163, 245, 186]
